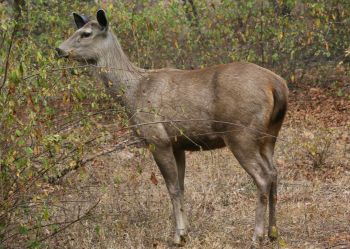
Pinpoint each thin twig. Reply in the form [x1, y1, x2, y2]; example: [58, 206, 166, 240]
[22, 64, 145, 81]
[32, 199, 100, 246]
[48, 138, 144, 183]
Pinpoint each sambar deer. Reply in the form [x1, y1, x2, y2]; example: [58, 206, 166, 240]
[57, 9, 288, 248]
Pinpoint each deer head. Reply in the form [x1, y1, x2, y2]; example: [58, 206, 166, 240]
[56, 9, 109, 63]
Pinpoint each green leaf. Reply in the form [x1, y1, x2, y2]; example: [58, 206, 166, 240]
[18, 139, 25, 146]
[278, 237, 288, 248]
[337, 89, 344, 97]
[15, 129, 23, 137]
[25, 147, 33, 155]
[15, 158, 27, 170]
[42, 208, 50, 221]
[19, 225, 28, 235]
[148, 143, 156, 152]
[95, 225, 101, 235]
[9, 70, 20, 85]
[28, 240, 41, 249]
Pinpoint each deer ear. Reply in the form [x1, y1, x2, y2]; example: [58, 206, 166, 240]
[73, 12, 88, 29]
[96, 9, 108, 30]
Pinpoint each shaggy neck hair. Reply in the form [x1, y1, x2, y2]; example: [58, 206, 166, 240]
[95, 32, 145, 105]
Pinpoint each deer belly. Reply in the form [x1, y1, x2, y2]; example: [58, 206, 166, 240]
[173, 134, 226, 151]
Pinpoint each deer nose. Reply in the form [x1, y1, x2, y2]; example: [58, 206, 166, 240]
[55, 47, 67, 58]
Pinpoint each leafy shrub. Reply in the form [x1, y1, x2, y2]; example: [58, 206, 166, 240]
[301, 129, 333, 169]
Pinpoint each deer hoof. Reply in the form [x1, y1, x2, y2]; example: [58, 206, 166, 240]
[268, 226, 279, 241]
[173, 233, 187, 247]
[249, 242, 262, 249]
[250, 237, 263, 249]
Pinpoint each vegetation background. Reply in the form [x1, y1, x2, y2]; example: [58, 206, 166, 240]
[0, 0, 349, 248]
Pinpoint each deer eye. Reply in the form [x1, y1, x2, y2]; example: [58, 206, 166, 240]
[81, 32, 92, 38]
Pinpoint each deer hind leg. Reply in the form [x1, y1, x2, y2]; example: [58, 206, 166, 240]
[224, 134, 275, 248]
[152, 145, 187, 246]
[260, 138, 279, 241]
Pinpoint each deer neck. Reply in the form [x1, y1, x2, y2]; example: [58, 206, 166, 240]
[96, 33, 144, 109]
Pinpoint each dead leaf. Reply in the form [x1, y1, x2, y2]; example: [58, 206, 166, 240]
[150, 172, 158, 185]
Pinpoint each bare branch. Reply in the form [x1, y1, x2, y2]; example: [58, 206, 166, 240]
[48, 138, 144, 184]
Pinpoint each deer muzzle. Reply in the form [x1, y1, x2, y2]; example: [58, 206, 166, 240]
[55, 47, 69, 58]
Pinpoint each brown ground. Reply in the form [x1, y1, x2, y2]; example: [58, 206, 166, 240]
[20, 88, 350, 249]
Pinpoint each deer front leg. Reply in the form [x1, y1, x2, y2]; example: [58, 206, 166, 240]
[152, 145, 188, 246]
[173, 149, 189, 230]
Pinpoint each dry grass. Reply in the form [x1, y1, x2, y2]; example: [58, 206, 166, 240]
[9, 92, 349, 249]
